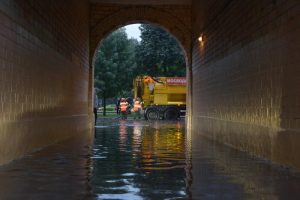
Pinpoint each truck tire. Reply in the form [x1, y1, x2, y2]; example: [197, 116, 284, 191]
[145, 108, 159, 120]
[164, 107, 179, 120]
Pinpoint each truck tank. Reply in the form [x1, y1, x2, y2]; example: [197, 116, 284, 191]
[133, 76, 186, 120]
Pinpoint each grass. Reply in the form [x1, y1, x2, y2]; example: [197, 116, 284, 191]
[97, 111, 119, 118]
[97, 111, 141, 119]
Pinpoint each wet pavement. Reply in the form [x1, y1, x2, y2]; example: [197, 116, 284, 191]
[0, 118, 300, 199]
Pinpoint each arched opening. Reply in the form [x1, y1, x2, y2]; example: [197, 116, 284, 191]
[91, 22, 189, 122]
[92, 22, 189, 68]
[88, 5, 193, 129]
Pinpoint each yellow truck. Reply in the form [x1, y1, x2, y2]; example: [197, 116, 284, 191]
[133, 76, 186, 120]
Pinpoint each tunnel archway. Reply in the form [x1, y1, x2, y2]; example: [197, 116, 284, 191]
[92, 22, 189, 69]
[90, 6, 191, 62]
[89, 5, 192, 127]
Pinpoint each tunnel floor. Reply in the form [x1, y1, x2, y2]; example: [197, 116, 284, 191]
[0, 118, 300, 199]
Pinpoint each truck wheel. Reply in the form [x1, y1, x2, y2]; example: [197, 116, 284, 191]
[164, 107, 179, 120]
[146, 108, 159, 120]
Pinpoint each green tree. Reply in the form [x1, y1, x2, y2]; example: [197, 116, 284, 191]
[136, 24, 186, 77]
[94, 28, 138, 116]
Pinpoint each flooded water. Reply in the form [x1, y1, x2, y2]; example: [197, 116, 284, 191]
[0, 119, 300, 199]
[92, 120, 187, 200]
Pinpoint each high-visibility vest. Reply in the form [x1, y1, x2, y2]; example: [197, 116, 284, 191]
[120, 102, 128, 112]
[134, 101, 142, 111]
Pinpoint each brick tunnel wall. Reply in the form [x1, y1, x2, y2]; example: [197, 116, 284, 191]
[191, 0, 300, 170]
[0, 0, 90, 165]
[89, 3, 192, 63]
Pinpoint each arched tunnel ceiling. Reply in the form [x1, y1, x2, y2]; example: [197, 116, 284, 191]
[90, 0, 192, 5]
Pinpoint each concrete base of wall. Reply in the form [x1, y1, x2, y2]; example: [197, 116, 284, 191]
[193, 116, 300, 171]
[0, 115, 91, 165]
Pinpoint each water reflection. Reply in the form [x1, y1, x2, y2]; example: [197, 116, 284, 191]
[93, 119, 300, 200]
[0, 119, 300, 199]
[92, 120, 187, 200]
[119, 120, 128, 151]
[0, 133, 93, 200]
[189, 134, 300, 200]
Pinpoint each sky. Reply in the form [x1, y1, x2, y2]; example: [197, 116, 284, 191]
[124, 24, 141, 41]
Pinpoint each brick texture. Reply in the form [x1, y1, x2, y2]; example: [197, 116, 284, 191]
[0, 0, 90, 165]
[192, 0, 300, 170]
[1, 0, 299, 171]
[90, 3, 192, 64]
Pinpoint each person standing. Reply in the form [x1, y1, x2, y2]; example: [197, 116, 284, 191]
[133, 97, 143, 120]
[120, 98, 128, 119]
[94, 88, 99, 125]
[116, 98, 121, 115]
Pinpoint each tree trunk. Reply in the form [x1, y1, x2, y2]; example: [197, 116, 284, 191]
[103, 96, 106, 116]
[163, 65, 167, 75]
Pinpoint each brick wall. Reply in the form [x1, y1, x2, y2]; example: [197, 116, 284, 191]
[90, 3, 191, 63]
[0, 0, 90, 165]
[192, 0, 300, 170]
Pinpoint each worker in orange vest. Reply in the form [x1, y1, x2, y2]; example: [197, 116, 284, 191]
[133, 97, 143, 120]
[120, 98, 128, 119]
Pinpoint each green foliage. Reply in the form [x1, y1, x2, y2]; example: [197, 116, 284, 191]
[94, 28, 138, 115]
[94, 24, 186, 115]
[136, 24, 186, 77]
